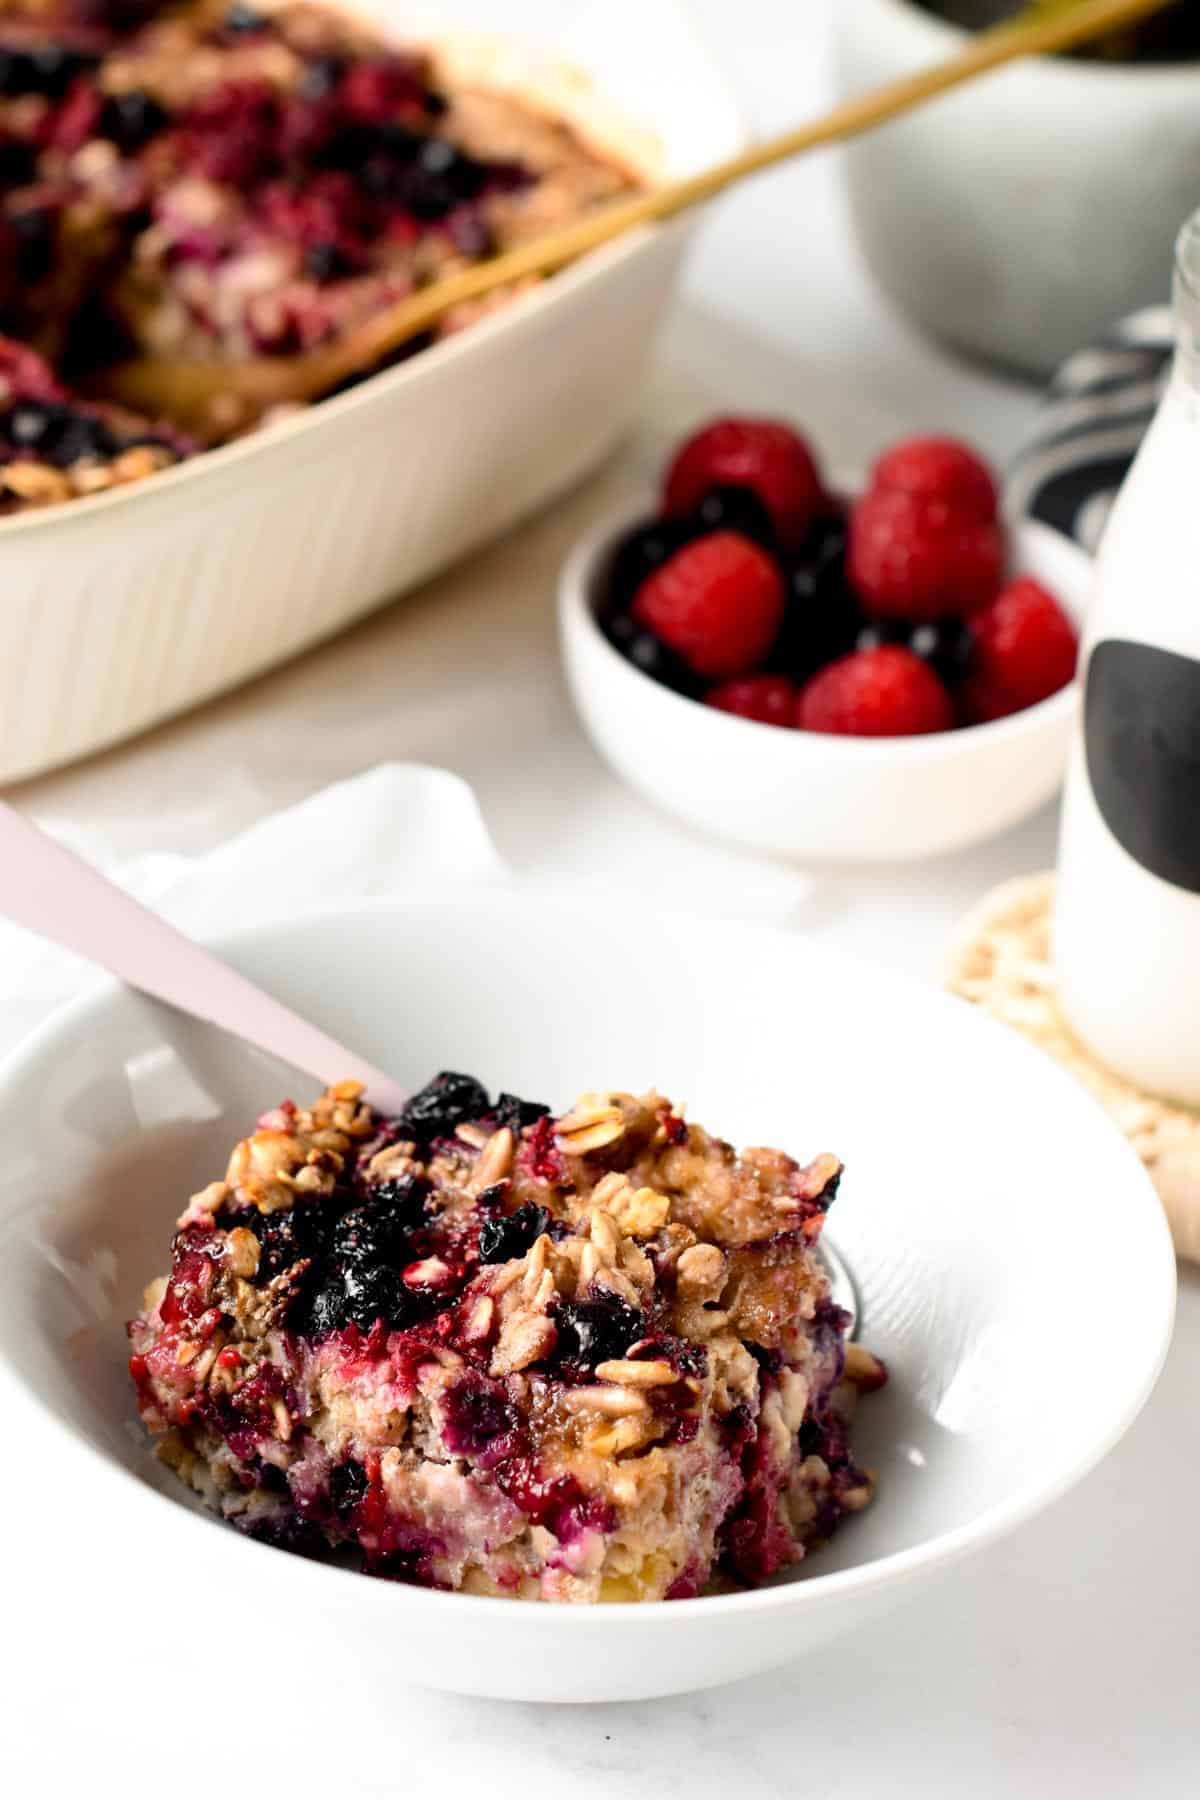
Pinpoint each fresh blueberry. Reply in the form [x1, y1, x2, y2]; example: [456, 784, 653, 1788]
[854, 619, 906, 655]
[478, 1203, 549, 1264]
[908, 617, 976, 686]
[100, 89, 169, 151]
[855, 616, 975, 686]
[788, 513, 849, 602]
[396, 1071, 490, 1145]
[690, 484, 775, 547]
[554, 1296, 645, 1366]
[602, 610, 704, 698]
[604, 517, 691, 610]
[771, 513, 861, 679]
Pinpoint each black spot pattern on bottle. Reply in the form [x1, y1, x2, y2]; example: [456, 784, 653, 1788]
[1084, 639, 1200, 894]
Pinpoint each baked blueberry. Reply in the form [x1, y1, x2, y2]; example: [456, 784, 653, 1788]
[555, 1296, 645, 1366]
[397, 1071, 490, 1144]
[100, 89, 169, 151]
[492, 1091, 550, 1134]
[478, 1202, 549, 1264]
[237, 1195, 333, 1285]
[329, 1458, 369, 1520]
[8, 208, 54, 285]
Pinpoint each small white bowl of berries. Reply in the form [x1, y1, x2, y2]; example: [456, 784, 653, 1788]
[560, 417, 1092, 862]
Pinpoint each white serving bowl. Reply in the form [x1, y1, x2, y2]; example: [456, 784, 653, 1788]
[833, 0, 1200, 377]
[0, 0, 745, 786]
[561, 497, 1093, 863]
[0, 892, 1175, 1702]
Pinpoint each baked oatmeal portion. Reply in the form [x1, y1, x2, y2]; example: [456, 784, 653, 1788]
[0, 332, 188, 508]
[129, 1075, 883, 1602]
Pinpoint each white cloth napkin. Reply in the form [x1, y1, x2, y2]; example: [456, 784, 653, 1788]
[0, 763, 506, 1065]
[1, 760, 823, 1069]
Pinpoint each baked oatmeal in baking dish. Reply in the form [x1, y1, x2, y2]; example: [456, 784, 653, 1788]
[0, 0, 645, 464]
[128, 1073, 884, 1602]
[0, 334, 189, 509]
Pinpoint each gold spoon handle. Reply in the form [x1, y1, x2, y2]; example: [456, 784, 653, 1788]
[98, 0, 1174, 431]
[310, 0, 1173, 393]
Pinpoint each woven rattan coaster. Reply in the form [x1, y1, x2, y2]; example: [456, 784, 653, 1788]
[945, 872, 1197, 1264]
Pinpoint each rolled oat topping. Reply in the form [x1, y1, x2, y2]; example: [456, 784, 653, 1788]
[129, 1071, 883, 1602]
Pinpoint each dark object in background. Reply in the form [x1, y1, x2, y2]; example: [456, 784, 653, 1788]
[915, 0, 1200, 60]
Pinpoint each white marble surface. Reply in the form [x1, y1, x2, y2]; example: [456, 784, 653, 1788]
[2, 2, 1196, 1793]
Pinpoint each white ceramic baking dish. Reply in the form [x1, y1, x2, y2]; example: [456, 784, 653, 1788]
[0, 0, 745, 784]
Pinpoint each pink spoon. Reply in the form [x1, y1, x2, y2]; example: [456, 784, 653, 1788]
[0, 798, 409, 1115]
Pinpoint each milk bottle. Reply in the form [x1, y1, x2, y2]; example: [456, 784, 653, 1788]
[1055, 208, 1200, 1104]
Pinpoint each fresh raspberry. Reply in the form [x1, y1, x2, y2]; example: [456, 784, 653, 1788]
[705, 674, 796, 727]
[796, 646, 953, 737]
[848, 489, 1003, 620]
[872, 436, 998, 523]
[961, 578, 1078, 722]
[631, 531, 785, 680]
[663, 418, 824, 551]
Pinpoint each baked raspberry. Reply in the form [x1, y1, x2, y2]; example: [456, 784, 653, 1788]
[796, 645, 954, 737]
[705, 674, 796, 727]
[961, 578, 1078, 722]
[179, 79, 282, 187]
[45, 75, 103, 154]
[663, 418, 824, 551]
[338, 53, 432, 125]
[872, 436, 998, 523]
[631, 531, 785, 681]
[848, 489, 1003, 620]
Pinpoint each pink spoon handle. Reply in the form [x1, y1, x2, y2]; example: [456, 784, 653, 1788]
[0, 799, 409, 1116]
